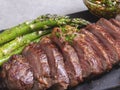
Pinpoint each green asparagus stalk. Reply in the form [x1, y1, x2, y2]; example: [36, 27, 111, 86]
[0, 14, 90, 45]
[0, 30, 51, 57]
[36, 15, 90, 28]
[0, 46, 25, 66]
[0, 16, 70, 45]
[32, 36, 43, 43]
[0, 35, 44, 66]
[70, 18, 90, 28]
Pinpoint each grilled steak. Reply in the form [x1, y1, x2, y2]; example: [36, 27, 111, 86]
[39, 37, 69, 89]
[73, 31, 104, 77]
[97, 19, 120, 61]
[110, 19, 120, 28]
[22, 43, 52, 90]
[80, 29, 112, 70]
[86, 24, 119, 65]
[115, 14, 120, 21]
[51, 27, 83, 87]
[1, 17, 120, 90]
[1, 55, 33, 90]
[97, 18, 120, 40]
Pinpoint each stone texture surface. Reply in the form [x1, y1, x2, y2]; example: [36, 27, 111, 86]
[0, 0, 87, 30]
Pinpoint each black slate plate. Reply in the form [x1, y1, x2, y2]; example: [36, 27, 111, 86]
[68, 10, 120, 90]
[0, 10, 120, 90]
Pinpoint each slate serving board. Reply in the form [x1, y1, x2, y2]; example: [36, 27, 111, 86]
[0, 10, 120, 90]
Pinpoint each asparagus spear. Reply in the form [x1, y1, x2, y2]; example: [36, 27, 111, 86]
[0, 46, 25, 66]
[0, 35, 44, 66]
[0, 17, 90, 57]
[0, 20, 90, 66]
[0, 15, 70, 45]
[0, 30, 51, 57]
[36, 15, 90, 28]
[70, 18, 90, 28]
[0, 14, 90, 45]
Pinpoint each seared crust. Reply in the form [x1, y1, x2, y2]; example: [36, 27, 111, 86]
[86, 24, 119, 65]
[80, 29, 112, 70]
[110, 19, 120, 28]
[97, 18, 120, 60]
[22, 43, 52, 90]
[40, 37, 69, 89]
[72, 32, 104, 77]
[51, 27, 83, 87]
[1, 55, 34, 90]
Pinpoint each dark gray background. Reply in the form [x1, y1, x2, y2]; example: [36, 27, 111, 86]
[0, 0, 87, 30]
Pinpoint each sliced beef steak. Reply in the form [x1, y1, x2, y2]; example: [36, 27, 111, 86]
[115, 14, 120, 22]
[22, 43, 52, 90]
[110, 18, 120, 28]
[22, 43, 42, 78]
[97, 18, 120, 40]
[2, 17, 120, 90]
[97, 18, 120, 60]
[51, 27, 83, 87]
[80, 29, 112, 70]
[86, 24, 119, 65]
[72, 32, 104, 78]
[1, 55, 33, 90]
[39, 37, 69, 89]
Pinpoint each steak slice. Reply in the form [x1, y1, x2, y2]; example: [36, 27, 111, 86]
[97, 18, 120, 40]
[72, 32, 104, 77]
[1, 55, 33, 90]
[51, 27, 83, 87]
[86, 24, 119, 65]
[22, 43, 52, 90]
[110, 18, 120, 28]
[115, 14, 120, 22]
[96, 19, 120, 61]
[39, 37, 69, 89]
[80, 29, 112, 70]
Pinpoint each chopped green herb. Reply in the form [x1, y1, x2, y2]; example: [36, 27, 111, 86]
[65, 34, 76, 43]
[56, 25, 78, 43]
[56, 32, 60, 38]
